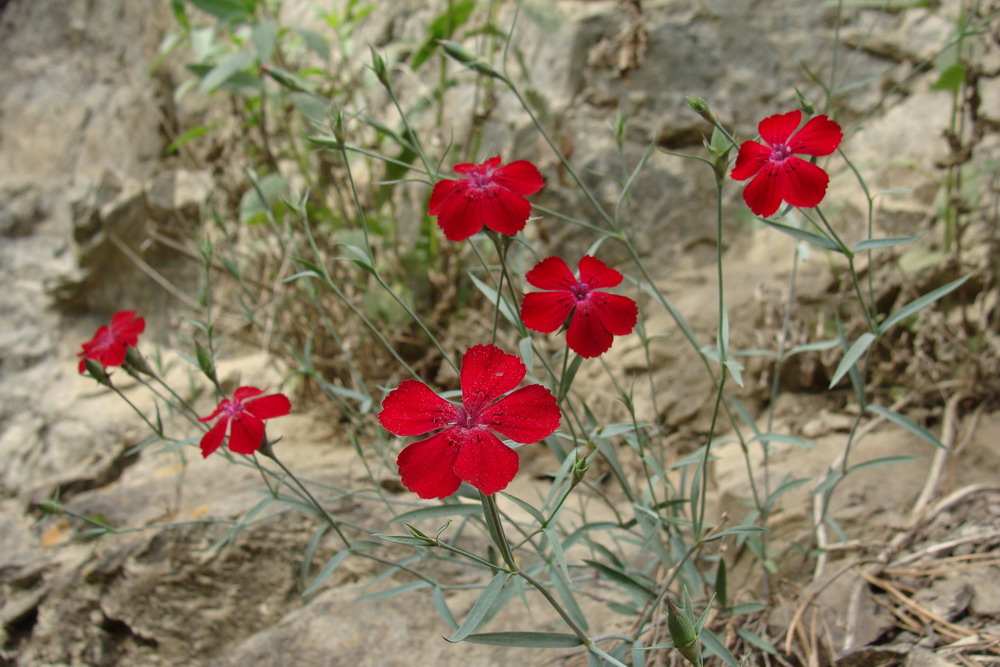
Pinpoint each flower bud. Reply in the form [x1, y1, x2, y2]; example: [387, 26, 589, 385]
[195, 343, 218, 384]
[37, 499, 64, 515]
[686, 96, 716, 125]
[83, 358, 113, 387]
[666, 596, 702, 666]
[438, 40, 507, 81]
[370, 48, 389, 87]
[124, 347, 155, 377]
[570, 450, 591, 488]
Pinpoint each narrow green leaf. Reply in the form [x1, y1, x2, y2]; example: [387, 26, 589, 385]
[251, 20, 276, 63]
[299, 523, 328, 590]
[432, 586, 459, 632]
[852, 234, 922, 253]
[700, 627, 740, 666]
[548, 563, 590, 632]
[716, 559, 728, 610]
[447, 573, 510, 642]
[762, 219, 841, 251]
[469, 273, 517, 326]
[736, 627, 778, 654]
[301, 549, 350, 597]
[199, 51, 256, 94]
[584, 560, 654, 600]
[463, 632, 583, 648]
[867, 404, 947, 450]
[782, 338, 841, 359]
[518, 336, 533, 372]
[846, 455, 921, 473]
[702, 526, 767, 543]
[829, 332, 876, 388]
[297, 28, 330, 62]
[879, 274, 971, 334]
[748, 433, 814, 449]
[190, 0, 253, 22]
[372, 533, 433, 547]
[359, 580, 432, 601]
[728, 601, 766, 615]
[391, 503, 481, 523]
[500, 492, 545, 525]
[932, 62, 966, 93]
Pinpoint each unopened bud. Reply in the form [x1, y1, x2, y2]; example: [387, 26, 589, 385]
[124, 347, 155, 377]
[38, 499, 64, 515]
[370, 48, 389, 87]
[439, 40, 507, 81]
[195, 343, 218, 384]
[83, 358, 113, 387]
[666, 596, 702, 666]
[686, 96, 716, 125]
[570, 451, 591, 488]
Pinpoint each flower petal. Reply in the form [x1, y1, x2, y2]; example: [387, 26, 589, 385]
[479, 186, 532, 236]
[452, 429, 519, 495]
[454, 156, 502, 175]
[428, 178, 467, 216]
[566, 299, 615, 358]
[200, 416, 229, 457]
[730, 140, 771, 181]
[430, 182, 485, 241]
[109, 310, 145, 346]
[525, 256, 576, 290]
[396, 431, 462, 499]
[480, 384, 560, 444]
[589, 292, 638, 336]
[461, 344, 526, 415]
[492, 160, 544, 195]
[198, 398, 230, 423]
[379, 380, 461, 436]
[740, 164, 785, 218]
[758, 110, 801, 146]
[228, 413, 266, 455]
[577, 255, 623, 289]
[789, 114, 842, 157]
[233, 386, 265, 402]
[245, 393, 292, 420]
[776, 156, 830, 209]
[99, 342, 129, 368]
[521, 291, 575, 333]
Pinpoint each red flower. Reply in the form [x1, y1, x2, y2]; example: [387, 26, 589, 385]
[428, 156, 544, 241]
[378, 344, 560, 499]
[521, 256, 638, 358]
[198, 386, 292, 457]
[77, 310, 145, 373]
[731, 110, 843, 218]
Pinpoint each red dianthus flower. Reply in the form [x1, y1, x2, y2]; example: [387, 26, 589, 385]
[378, 344, 560, 499]
[198, 386, 292, 457]
[731, 110, 843, 218]
[521, 256, 638, 358]
[428, 156, 544, 241]
[77, 310, 145, 373]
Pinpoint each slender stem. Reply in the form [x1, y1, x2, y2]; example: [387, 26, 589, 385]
[266, 446, 351, 548]
[517, 568, 592, 647]
[482, 493, 518, 571]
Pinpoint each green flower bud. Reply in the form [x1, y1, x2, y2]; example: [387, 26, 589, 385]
[438, 40, 507, 81]
[83, 358, 113, 387]
[666, 596, 702, 666]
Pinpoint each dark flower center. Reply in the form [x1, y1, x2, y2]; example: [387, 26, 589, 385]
[770, 142, 791, 161]
[570, 282, 591, 301]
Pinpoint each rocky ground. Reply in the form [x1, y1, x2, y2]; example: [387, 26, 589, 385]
[1, 1, 998, 665]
